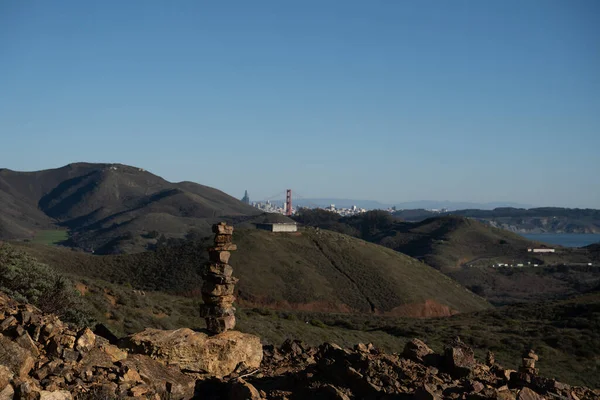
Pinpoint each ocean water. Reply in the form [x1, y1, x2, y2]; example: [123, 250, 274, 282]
[521, 233, 600, 248]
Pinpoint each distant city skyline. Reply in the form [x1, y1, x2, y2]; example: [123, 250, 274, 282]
[1, 1, 599, 208]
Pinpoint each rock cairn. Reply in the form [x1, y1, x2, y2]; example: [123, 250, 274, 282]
[200, 222, 239, 334]
[520, 349, 539, 375]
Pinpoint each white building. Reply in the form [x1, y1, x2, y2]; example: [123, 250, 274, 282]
[256, 222, 298, 233]
[527, 248, 556, 253]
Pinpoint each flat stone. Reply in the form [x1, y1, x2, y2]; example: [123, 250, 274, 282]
[212, 223, 234, 235]
[202, 294, 236, 305]
[199, 305, 236, 318]
[209, 251, 231, 264]
[122, 328, 263, 377]
[201, 282, 236, 297]
[214, 234, 233, 244]
[206, 315, 236, 333]
[204, 264, 233, 277]
[210, 244, 237, 251]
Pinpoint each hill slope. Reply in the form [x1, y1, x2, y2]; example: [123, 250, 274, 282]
[0, 163, 262, 252]
[12, 228, 490, 317]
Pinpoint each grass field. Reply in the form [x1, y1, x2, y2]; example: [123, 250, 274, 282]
[31, 230, 68, 245]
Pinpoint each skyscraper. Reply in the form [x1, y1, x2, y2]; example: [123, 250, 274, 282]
[241, 190, 250, 205]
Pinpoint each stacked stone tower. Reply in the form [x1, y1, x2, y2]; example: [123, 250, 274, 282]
[200, 222, 239, 334]
[519, 349, 539, 375]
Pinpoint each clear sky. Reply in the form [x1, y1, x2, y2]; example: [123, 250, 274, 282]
[1, 1, 599, 208]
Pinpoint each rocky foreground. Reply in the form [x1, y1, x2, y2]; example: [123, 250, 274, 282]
[1, 292, 598, 400]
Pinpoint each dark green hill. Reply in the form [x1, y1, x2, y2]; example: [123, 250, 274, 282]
[12, 228, 490, 317]
[0, 163, 263, 252]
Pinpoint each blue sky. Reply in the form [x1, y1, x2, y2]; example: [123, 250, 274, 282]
[1, 1, 599, 207]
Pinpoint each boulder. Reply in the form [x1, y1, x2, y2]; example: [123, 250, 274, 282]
[122, 328, 263, 377]
[0, 335, 35, 378]
[402, 338, 434, 362]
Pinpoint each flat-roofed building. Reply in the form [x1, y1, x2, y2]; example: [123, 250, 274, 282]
[256, 222, 298, 233]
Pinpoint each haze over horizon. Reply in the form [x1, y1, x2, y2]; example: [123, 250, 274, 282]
[1, 1, 599, 208]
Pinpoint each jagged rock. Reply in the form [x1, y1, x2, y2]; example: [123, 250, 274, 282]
[75, 327, 96, 353]
[486, 351, 495, 366]
[320, 384, 351, 400]
[444, 342, 476, 377]
[120, 354, 196, 399]
[0, 365, 13, 391]
[14, 332, 39, 357]
[402, 338, 434, 362]
[100, 342, 128, 362]
[414, 383, 442, 400]
[517, 387, 545, 400]
[14, 378, 42, 400]
[38, 390, 73, 400]
[229, 378, 262, 400]
[0, 335, 35, 378]
[0, 384, 14, 400]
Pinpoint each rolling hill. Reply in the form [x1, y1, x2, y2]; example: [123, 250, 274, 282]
[0, 162, 264, 252]
[11, 228, 490, 317]
[293, 210, 600, 305]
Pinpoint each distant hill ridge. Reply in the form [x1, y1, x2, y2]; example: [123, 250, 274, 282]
[393, 207, 600, 233]
[0, 162, 265, 252]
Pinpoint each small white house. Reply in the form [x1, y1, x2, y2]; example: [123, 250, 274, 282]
[527, 248, 556, 253]
[256, 222, 298, 233]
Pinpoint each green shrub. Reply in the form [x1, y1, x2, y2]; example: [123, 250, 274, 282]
[310, 319, 327, 328]
[0, 243, 94, 328]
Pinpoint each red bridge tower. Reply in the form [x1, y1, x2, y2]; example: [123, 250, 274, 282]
[285, 189, 292, 216]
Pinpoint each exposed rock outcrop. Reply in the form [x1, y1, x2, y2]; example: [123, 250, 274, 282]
[234, 338, 597, 400]
[0, 292, 195, 399]
[2, 291, 599, 399]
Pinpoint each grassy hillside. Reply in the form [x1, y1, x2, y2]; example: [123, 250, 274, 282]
[294, 210, 592, 271]
[0, 162, 263, 253]
[12, 228, 490, 316]
[4, 241, 599, 387]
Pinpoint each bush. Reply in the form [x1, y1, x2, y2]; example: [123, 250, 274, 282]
[0, 243, 94, 328]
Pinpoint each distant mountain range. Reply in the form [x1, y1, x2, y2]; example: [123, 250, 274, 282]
[290, 198, 534, 211]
